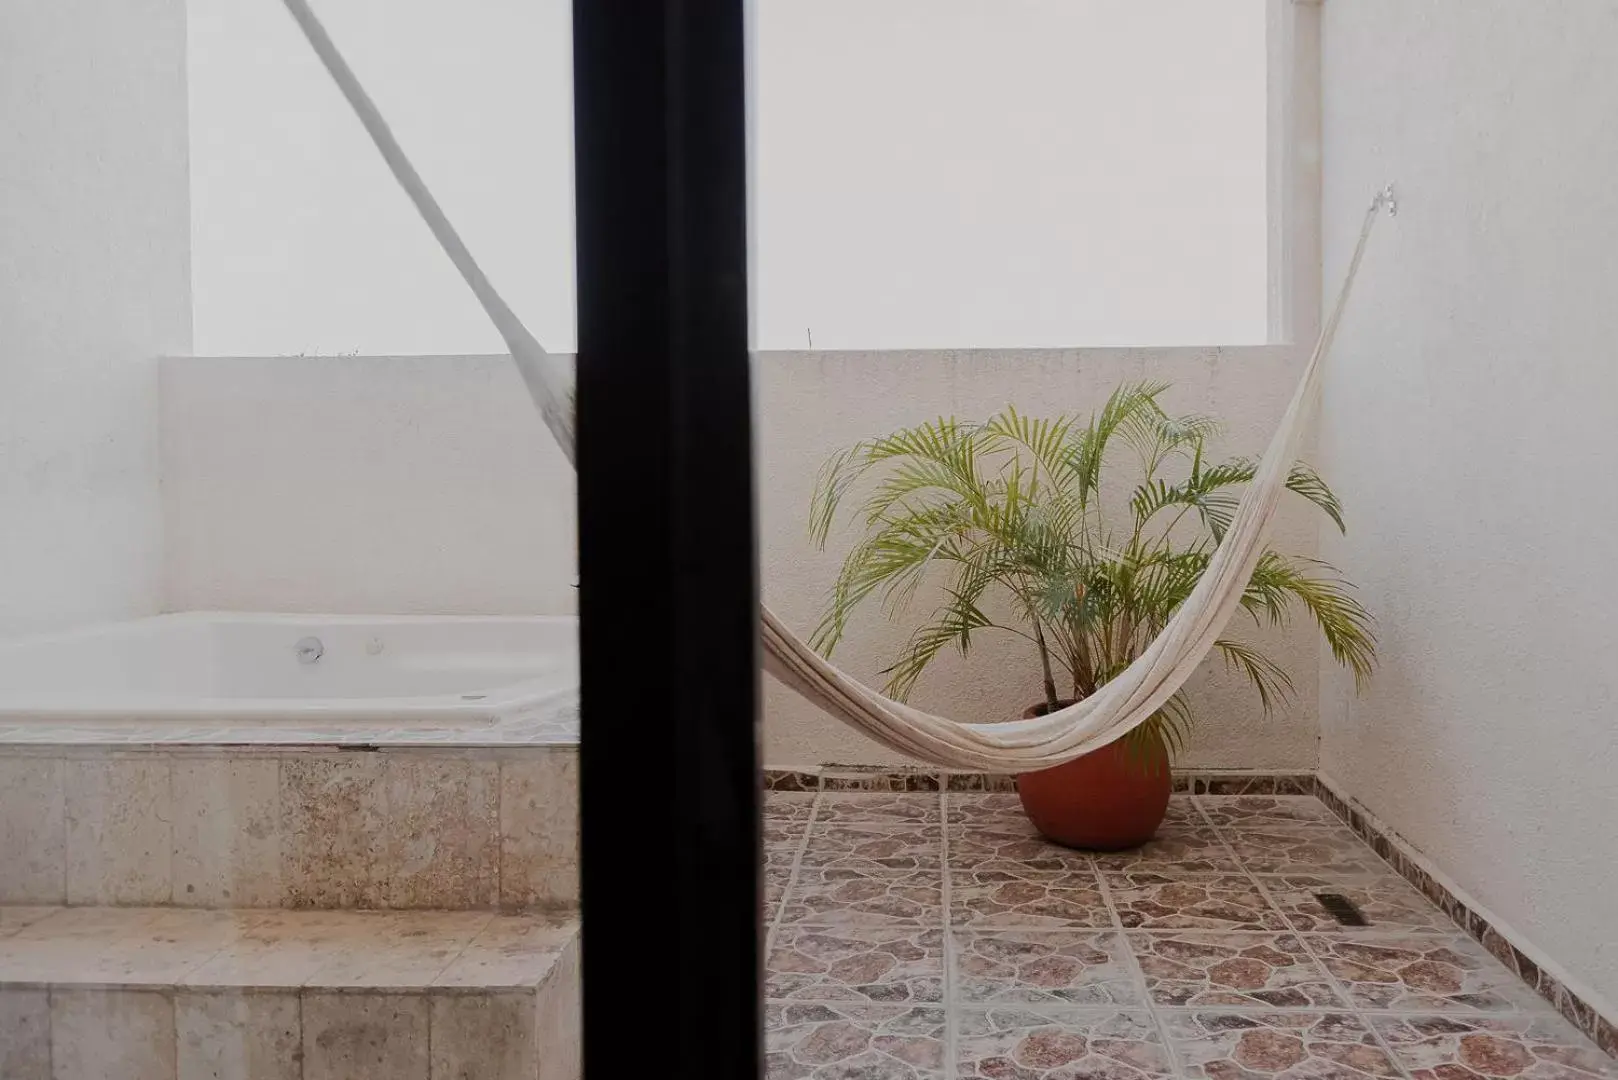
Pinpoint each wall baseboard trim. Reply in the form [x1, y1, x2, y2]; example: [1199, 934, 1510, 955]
[1314, 772, 1617, 1060]
[761, 766, 1316, 794]
[762, 763, 1615, 1058]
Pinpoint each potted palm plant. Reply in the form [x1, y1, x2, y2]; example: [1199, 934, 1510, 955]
[809, 381, 1375, 849]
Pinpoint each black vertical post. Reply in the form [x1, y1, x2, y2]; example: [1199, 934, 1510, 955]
[572, 2, 760, 1079]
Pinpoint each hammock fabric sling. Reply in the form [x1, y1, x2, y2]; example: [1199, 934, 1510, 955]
[281, 0, 1389, 771]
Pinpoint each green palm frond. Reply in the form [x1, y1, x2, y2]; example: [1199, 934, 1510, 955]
[982, 406, 1077, 490]
[880, 585, 1000, 701]
[1284, 462, 1346, 533]
[1214, 637, 1297, 715]
[807, 382, 1377, 750]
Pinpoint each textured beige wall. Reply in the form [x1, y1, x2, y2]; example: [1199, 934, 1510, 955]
[1319, 0, 1618, 1018]
[163, 347, 1332, 771]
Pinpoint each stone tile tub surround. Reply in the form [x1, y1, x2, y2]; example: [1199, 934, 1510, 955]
[0, 747, 578, 910]
[763, 785, 1618, 1073]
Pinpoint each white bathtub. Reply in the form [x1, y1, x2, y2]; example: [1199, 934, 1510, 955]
[0, 613, 578, 741]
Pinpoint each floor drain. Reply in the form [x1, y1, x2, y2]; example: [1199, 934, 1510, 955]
[1314, 892, 1370, 926]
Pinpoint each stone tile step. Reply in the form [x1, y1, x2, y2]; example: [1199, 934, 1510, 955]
[0, 906, 580, 1080]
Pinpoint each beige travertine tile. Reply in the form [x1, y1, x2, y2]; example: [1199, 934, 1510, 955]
[0, 759, 65, 903]
[386, 757, 500, 909]
[64, 757, 174, 905]
[176, 990, 301, 1080]
[51, 989, 176, 1080]
[280, 754, 390, 908]
[303, 992, 429, 1080]
[183, 910, 361, 988]
[304, 911, 491, 989]
[429, 992, 539, 1080]
[0, 907, 255, 985]
[7, 904, 166, 938]
[534, 937, 581, 1080]
[0, 989, 50, 1080]
[172, 757, 284, 907]
[185, 910, 489, 990]
[0, 906, 62, 939]
[499, 752, 578, 909]
[434, 913, 577, 989]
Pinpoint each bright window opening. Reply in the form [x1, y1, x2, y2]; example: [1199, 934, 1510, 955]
[187, 0, 1269, 355]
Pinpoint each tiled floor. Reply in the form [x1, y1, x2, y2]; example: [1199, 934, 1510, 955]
[764, 791, 1617, 1080]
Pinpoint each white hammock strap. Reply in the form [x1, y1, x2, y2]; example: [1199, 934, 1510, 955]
[283, 0, 1388, 771]
[277, 0, 575, 462]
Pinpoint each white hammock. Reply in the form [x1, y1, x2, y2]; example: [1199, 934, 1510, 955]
[281, 0, 1388, 771]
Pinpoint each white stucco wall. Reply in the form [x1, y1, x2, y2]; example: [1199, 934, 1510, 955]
[0, 0, 191, 636]
[163, 347, 1331, 770]
[1319, 0, 1618, 1017]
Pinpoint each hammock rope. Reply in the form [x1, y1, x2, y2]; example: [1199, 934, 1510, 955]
[280, 0, 1390, 770]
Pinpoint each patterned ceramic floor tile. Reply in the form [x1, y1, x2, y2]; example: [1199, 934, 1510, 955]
[947, 793, 1027, 821]
[768, 926, 944, 1004]
[1127, 931, 1346, 1009]
[766, 867, 794, 910]
[1262, 876, 1455, 934]
[1371, 1014, 1618, 1080]
[815, 793, 942, 824]
[1163, 796, 1208, 827]
[766, 1002, 946, 1080]
[956, 1008, 1173, 1080]
[1166, 1010, 1401, 1080]
[951, 873, 1114, 930]
[779, 869, 944, 929]
[1092, 829, 1242, 875]
[1106, 873, 1289, 931]
[1223, 824, 1391, 877]
[953, 862, 1103, 886]
[1309, 934, 1546, 1013]
[766, 820, 809, 868]
[953, 930, 1141, 1006]
[800, 822, 944, 872]
[766, 791, 821, 823]
[950, 820, 1095, 873]
[1198, 796, 1344, 829]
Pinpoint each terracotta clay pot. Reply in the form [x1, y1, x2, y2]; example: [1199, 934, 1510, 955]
[1015, 700, 1172, 850]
